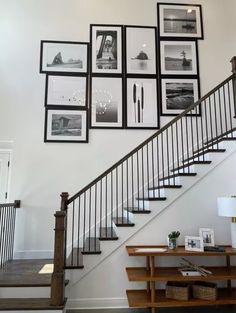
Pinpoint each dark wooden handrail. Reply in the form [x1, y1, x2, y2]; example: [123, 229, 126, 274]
[67, 73, 235, 204]
[0, 200, 21, 209]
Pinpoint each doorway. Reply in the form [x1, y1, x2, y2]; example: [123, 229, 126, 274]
[0, 151, 11, 203]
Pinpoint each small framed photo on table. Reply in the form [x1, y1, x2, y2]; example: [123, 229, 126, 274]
[90, 24, 123, 74]
[199, 228, 215, 247]
[90, 77, 123, 128]
[185, 236, 204, 252]
[40, 40, 89, 74]
[125, 26, 157, 75]
[45, 75, 87, 107]
[44, 108, 88, 143]
[157, 3, 203, 39]
[161, 78, 200, 116]
[160, 40, 198, 76]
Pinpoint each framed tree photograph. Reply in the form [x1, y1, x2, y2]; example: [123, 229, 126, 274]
[125, 26, 157, 75]
[161, 78, 200, 116]
[45, 75, 87, 107]
[160, 40, 198, 75]
[90, 24, 123, 74]
[40, 40, 89, 74]
[126, 78, 159, 129]
[44, 108, 88, 143]
[90, 77, 123, 128]
[157, 3, 203, 39]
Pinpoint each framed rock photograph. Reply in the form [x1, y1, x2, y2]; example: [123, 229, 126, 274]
[44, 108, 88, 143]
[185, 236, 204, 252]
[199, 228, 215, 247]
[157, 3, 203, 39]
[40, 40, 89, 74]
[45, 75, 87, 107]
[126, 78, 159, 129]
[125, 26, 157, 75]
[161, 78, 200, 116]
[90, 77, 123, 128]
[90, 24, 123, 74]
[160, 40, 198, 76]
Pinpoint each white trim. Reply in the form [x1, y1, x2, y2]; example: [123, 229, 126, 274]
[14, 250, 53, 259]
[66, 297, 128, 309]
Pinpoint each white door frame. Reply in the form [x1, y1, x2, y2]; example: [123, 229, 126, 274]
[0, 149, 12, 202]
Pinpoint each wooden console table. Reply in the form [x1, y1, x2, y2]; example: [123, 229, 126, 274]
[126, 245, 236, 313]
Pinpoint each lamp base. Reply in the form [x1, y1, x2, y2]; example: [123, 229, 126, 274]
[231, 222, 236, 249]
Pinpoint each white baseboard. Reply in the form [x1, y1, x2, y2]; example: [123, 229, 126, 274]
[14, 250, 53, 259]
[66, 297, 128, 309]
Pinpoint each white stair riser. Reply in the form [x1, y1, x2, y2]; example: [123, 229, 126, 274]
[0, 286, 50, 298]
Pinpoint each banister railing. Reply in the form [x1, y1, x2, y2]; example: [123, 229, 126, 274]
[51, 57, 236, 306]
[0, 200, 20, 268]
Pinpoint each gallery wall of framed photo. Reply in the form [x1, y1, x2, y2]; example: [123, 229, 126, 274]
[40, 40, 89, 143]
[157, 2, 204, 117]
[39, 2, 204, 143]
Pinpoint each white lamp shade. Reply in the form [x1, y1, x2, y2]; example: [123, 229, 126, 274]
[217, 197, 236, 217]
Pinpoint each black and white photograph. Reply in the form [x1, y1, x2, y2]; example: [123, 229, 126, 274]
[158, 3, 203, 39]
[160, 41, 198, 75]
[161, 78, 200, 116]
[40, 41, 88, 74]
[91, 25, 123, 74]
[199, 228, 215, 247]
[185, 236, 204, 252]
[45, 75, 87, 107]
[126, 78, 159, 129]
[44, 108, 88, 143]
[91, 77, 123, 128]
[125, 26, 157, 75]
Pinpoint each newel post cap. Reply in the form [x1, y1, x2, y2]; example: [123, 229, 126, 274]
[231, 56, 236, 73]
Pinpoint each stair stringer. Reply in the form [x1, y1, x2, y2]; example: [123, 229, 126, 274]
[65, 140, 236, 289]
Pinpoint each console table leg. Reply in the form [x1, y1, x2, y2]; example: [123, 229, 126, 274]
[146, 256, 150, 293]
[226, 255, 231, 290]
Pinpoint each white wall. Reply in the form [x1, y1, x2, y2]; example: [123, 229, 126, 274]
[0, 0, 236, 305]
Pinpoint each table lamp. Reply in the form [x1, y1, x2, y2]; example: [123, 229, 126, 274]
[217, 197, 236, 249]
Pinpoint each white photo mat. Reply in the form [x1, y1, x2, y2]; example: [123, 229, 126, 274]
[46, 75, 87, 107]
[185, 236, 204, 252]
[199, 228, 215, 247]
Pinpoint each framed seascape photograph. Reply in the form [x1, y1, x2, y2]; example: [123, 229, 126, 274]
[126, 78, 159, 129]
[44, 108, 88, 143]
[90, 24, 123, 74]
[91, 77, 123, 128]
[125, 26, 157, 75]
[45, 75, 87, 107]
[158, 3, 203, 39]
[160, 40, 198, 75]
[161, 78, 200, 116]
[40, 41, 88, 74]
[199, 228, 215, 247]
[185, 236, 204, 252]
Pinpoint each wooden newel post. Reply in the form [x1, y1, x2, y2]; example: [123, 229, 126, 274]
[230, 57, 236, 117]
[60, 192, 69, 211]
[50, 211, 66, 306]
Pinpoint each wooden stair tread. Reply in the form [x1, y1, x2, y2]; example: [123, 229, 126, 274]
[0, 298, 66, 310]
[99, 227, 118, 240]
[82, 238, 101, 254]
[159, 173, 197, 181]
[204, 127, 236, 145]
[66, 248, 84, 269]
[171, 161, 212, 172]
[113, 217, 134, 226]
[148, 185, 182, 190]
[0, 259, 53, 287]
[127, 288, 236, 307]
[182, 149, 226, 163]
[137, 197, 167, 201]
[125, 207, 151, 214]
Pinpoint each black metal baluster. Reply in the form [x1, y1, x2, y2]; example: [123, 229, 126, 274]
[227, 81, 233, 135]
[208, 96, 214, 145]
[111, 171, 113, 237]
[94, 185, 97, 244]
[156, 137, 160, 197]
[83, 193, 86, 252]
[141, 147, 145, 209]
[116, 168, 118, 224]
[105, 175, 108, 233]
[137, 152, 140, 210]
[77, 196, 81, 266]
[151, 140, 155, 198]
[131, 155, 134, 211]
[100, 180, 103, 233]
[146, 144, 150, 195]
[218, 88, 223, 136]
[200, 101, 205, 161]
[161, 133, 165, 183]
[121, 163, 124, 223]
[180, 117, 185, 165]
[213, 92, 219, 146]
[185, 117, 190, 171]
[166, 129, 171, 180]
[126, 160, 129, 221]
[171, 125, 175, 183]
[223, 85, 228, 134]
[190, 111, 194, 165]
[175, 121, 180, 176]
[71, 201, 75, 264]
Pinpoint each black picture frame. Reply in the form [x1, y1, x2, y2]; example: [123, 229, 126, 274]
[40, 40, 89, 75]
[90, 76, 124, 129]
[124, 25, 158, 76]
[44, 107, 88, 143]
[44, 74, 88, 108]
[125, 77, 160, 129]
[90, 24, 123, 75]
[160, 77, 201, 116]
[160, 39, 199, 76]
[157, 3, 204, 39]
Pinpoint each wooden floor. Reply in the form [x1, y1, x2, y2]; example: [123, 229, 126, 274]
[67, 307, 236, 313]
[0, 259, 53, 287]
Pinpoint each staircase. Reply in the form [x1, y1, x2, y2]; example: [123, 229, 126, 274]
[49, 58, 236, 306]
[1, 57, 236, 311]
